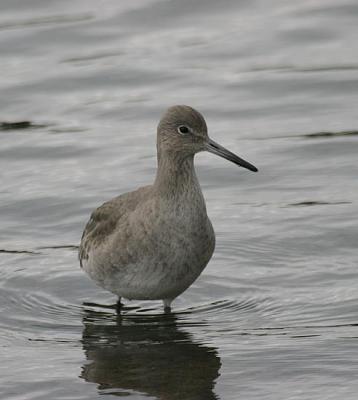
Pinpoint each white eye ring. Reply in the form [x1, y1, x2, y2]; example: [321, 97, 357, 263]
[178, 125, 190, 135]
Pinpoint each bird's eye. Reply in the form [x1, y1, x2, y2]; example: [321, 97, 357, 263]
[178, 125, 190, 135]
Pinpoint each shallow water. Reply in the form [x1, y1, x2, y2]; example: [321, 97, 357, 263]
[1, 1, 358, 399]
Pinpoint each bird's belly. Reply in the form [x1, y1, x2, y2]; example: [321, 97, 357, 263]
[83, 221, 215, 300]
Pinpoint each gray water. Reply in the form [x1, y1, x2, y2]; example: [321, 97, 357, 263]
[1, 1, 358, 399]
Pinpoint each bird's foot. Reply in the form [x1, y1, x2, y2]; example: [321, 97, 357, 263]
[163, 298, 173, 313]
[116, 297, 123, 313]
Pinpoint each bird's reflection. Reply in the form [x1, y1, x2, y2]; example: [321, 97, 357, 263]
[80, 305, 221, 399]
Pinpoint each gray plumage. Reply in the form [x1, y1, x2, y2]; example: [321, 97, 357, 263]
[79, 105, 257, 310]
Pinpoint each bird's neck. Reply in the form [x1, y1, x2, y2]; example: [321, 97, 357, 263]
[154, 151, 201, 198]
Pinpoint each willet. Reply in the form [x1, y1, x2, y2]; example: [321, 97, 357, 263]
[79, 105, 257, 310]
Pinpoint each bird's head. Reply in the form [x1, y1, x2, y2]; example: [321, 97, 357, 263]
[157, 105, 257, 172]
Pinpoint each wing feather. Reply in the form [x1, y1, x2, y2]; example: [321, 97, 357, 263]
[79, 185, 151, 267]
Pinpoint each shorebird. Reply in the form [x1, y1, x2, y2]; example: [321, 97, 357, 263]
[79, 105, 257, 310]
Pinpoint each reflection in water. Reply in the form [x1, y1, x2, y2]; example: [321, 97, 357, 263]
[80, 306, 221, 399]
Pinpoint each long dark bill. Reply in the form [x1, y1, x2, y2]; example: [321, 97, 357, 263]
[206, 139, 258, 172]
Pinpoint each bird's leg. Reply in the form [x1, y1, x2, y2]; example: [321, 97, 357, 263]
[116, 297, 123, 313]
[163, 298, 172, 313]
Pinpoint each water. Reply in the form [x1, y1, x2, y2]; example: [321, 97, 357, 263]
[1, 0, 358, 399]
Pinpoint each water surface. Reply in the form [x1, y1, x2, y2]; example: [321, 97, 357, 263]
[1, 1, 358, 399]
